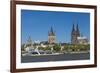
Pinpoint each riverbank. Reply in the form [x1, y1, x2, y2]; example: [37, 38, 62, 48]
[21, 52, 90, 63]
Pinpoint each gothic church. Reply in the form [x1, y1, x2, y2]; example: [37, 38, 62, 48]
[71, 24, 80, 44]
[48, 27, 55, 44]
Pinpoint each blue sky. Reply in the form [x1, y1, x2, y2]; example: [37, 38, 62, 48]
[21, 9, 90, 44]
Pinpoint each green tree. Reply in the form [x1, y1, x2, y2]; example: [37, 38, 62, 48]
[45, 46, 51, 51]
[53, 44, 61, 52]
[63, 45, 69, 52]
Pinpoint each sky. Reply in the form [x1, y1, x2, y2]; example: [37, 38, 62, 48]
[21, 9, 90, 44]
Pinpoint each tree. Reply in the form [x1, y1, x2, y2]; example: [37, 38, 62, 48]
[63, 45, 69, 52]
[53, 44, 61, 52]
[44, 46, 51, 51]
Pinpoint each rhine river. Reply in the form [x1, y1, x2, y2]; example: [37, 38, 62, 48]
[21, 52, 90, 63]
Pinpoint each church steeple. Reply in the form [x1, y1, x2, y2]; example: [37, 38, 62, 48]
[48, 26, 55, 36]
[72, 24, 75, 32]
[76, 24, 79, 32]
[72, 24, 75, 31]
[76, 24, 80, 36]
[48, 26, 55, 44]
[71, 23, 80, 44]
[51, 27, 54, 34]
[71, 24, 75, 34]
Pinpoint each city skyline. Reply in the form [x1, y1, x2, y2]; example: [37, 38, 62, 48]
[21, 9, 90, 44]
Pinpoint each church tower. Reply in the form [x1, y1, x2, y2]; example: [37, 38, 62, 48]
[48, 27, 55, 44]
[76, 24, 80, 37]
[71, 24, 80, 44]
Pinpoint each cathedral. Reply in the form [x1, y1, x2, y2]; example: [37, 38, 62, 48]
[48, 27, 56, 44]
[71, 24, 80, 44]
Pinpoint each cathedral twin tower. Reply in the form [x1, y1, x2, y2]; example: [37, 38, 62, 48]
[71, 24, 80, 44]
[48, 24, 80, 44]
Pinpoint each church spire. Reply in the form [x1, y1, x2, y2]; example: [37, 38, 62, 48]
[76, 24, 80, 36]
[76, 24, 79, 31]
[72, 24, 75, 34]
[49, 26, 55, 36]
[48, 26, 55, 44]
[71, 22, 80, 44]
[51, 27, 53, 34]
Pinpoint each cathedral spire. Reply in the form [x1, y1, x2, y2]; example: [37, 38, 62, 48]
[76, 24, 79, 32]
[72, 24, 75, 34]
[76, 24, 80, 36]
[71, 23, 80, 44]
